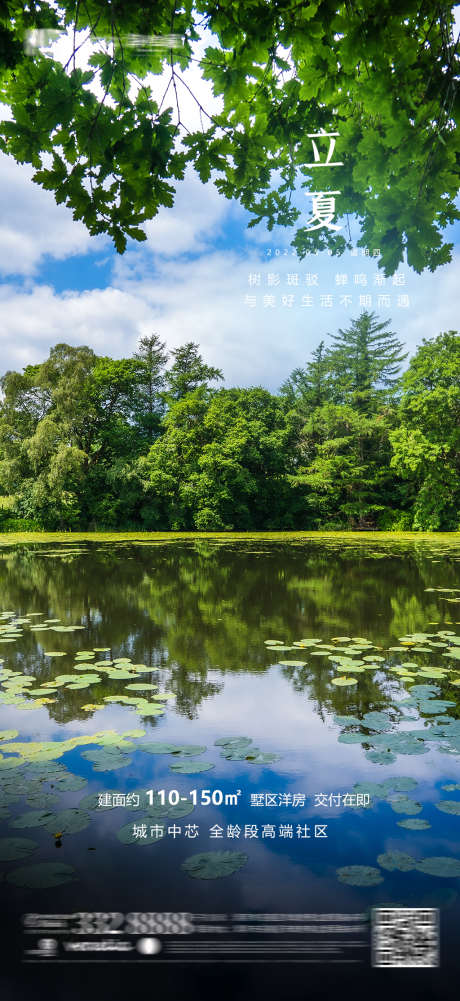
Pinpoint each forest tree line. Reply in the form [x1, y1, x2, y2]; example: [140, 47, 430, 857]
[0, 311, 458, 532]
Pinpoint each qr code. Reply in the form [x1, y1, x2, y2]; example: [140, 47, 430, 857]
[372, 908, 439, 967]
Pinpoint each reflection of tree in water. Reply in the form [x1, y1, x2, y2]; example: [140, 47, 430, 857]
[0, 538, 459, 725]
[280, 662, 388, 726]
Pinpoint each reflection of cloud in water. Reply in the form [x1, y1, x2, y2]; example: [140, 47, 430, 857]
[1, 665, 457, 796]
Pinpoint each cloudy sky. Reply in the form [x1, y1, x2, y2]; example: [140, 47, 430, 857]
[0, 21, 459, 390]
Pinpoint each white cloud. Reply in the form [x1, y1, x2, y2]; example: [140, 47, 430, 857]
[0, 153, 107, 277]
[142, 167, 231, 257]
[0, 245, 458, 388]
[0, 284, 153, 372]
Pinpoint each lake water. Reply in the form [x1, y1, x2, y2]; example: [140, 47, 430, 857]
[0, 533, 459, 1000]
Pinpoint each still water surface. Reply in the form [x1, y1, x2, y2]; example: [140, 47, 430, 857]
[0, 534, 459, 996]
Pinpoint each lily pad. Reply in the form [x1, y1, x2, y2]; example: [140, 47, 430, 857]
[7, 862, 77, 888]
[52, 773, 87, 791]
[214, 737, 252, 748]
[81, 749, 132, 772]
[415, 857, 460, 878]
[181, 850, 248, 880]
[333, 715, 361, 727]
[331, 676, 359, 686]
[278, 660, 307, 667]
[10, 810, 54, 829]
[336, 865, 383, 886]
[377, 850, 417, 872]
[244, 750, 280, 763]
[435, 800, 460, 815]
[25, 792, 59, 809]
[165, 800, 195, 819]
[170, 745, 207, 757]
[388, 797, 423, 815]
[42, 809, 91, 834]
[169, 760, 214, 774]
[365, 750, 397, 764]
[219, 748, 249, 760]
[353, 782, 388, 798]
[138, 742, 182, 754]
[0, 837, 39, 861]
[397, 818, 431, 830]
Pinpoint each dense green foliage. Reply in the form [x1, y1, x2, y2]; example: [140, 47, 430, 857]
[0, 314, 458, 532]
[0, 1, 458, 273]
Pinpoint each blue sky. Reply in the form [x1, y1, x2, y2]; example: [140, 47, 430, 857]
[0, 21, 459, 390]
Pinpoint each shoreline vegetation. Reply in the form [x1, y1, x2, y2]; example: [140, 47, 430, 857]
[0, 313, 458, 534]
[0, 532, 459, 543]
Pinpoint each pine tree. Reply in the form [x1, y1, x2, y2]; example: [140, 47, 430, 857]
[164, 343, 223, 402]
[328, 311, 407, 412]
[281, 341, 335, 412]
[133, 333, 169, 444]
